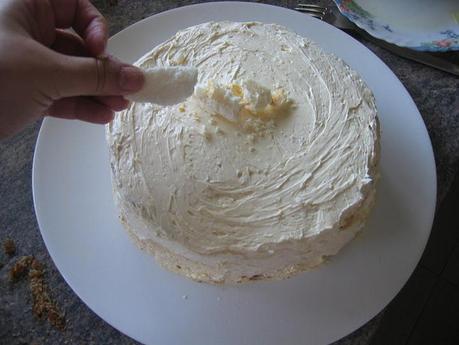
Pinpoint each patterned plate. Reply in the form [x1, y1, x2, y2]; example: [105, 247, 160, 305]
[334, 0, 459, 51]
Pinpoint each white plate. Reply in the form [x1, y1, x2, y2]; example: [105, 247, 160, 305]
[334, 0, 459, 51]
[32, 2, 436, 345]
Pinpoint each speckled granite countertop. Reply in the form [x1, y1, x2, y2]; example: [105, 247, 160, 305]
[1, 1, 458, 344]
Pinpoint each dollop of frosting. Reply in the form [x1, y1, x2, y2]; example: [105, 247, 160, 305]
[106, 21, 380, 283]
[193, 79, 291, 122]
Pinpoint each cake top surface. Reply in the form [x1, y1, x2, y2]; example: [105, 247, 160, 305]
[107, 21, 379, 256]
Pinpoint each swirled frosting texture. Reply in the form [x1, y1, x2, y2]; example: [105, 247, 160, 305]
[106, 22, 380, 284]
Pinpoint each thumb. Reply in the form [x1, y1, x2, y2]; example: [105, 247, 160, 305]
[52, 54, 144, 98]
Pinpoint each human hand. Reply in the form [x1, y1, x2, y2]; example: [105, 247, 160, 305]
[0, 0, 144, 138]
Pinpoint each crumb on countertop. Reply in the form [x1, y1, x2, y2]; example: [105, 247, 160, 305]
[9, 256, 33, 282]
[3, 238, 16, 257]
[29, 258, 66, 331]
[8, 254, 66, 330]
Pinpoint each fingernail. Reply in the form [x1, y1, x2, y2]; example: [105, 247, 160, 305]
[119, 66, 144, 92]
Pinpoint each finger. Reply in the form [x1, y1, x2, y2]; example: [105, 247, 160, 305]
[49, 0, 108, 56]
[28, 0, 56, 46]
[51, 29, 88, 57]
[47, 96, 114, 124]
[95, 96, 130, 111]
[53, 54, 144, 98]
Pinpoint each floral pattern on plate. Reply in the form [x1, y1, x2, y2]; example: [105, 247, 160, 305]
[334, 0, 459, 51]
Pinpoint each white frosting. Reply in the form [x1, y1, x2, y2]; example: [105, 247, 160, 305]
[193, 79, 283, 121]
[127, 66, 198, 105]
[106, 22, 380, 284]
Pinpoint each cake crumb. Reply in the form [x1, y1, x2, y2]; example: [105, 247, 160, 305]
[3, 238, 16, 257]
[193, 113, 201, 122]
[203, 129, 212, 141]
[8, 255, 66, 330]
[178, 104, 186, 112]
[9, 256, 33, 282]
[28, 258, 66, 330]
